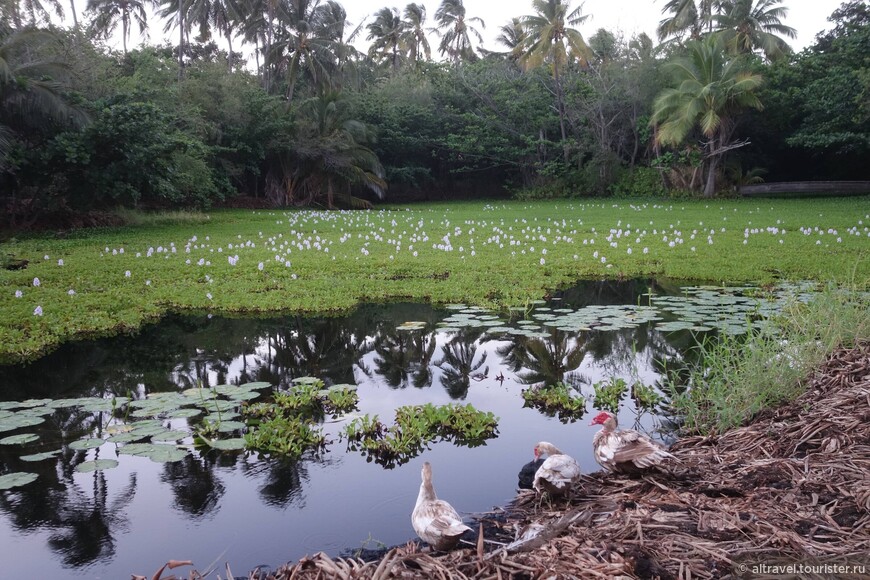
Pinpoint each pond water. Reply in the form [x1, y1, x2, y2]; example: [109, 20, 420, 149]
[0, 279, 811, 578]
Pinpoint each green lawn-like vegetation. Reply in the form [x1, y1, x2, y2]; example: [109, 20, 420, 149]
[1, 198, 867, 363]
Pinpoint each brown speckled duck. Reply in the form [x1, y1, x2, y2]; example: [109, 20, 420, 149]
[590, 411, 675, 474]
[411, 462, 472, 550]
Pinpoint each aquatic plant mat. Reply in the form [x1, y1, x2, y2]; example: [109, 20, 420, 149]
[255, 341, 869, 579]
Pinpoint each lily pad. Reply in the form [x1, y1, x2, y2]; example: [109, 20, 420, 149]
[0, 472, 38, 490]
[240, 382, 273, 390]
[216, 421, 246, 433]
[75, 459, 119, 473]
[291, 376, 321, 385]
[119, 443, 187, 463]
[167, 408, 202, 419]
[151, 430, 190, 442]
[20, 450, 61, 462]
[69, 438, 105, 450]
[208, 438, 247, 451]
[0, 433, 39, 445]
[0, 413, 49, 431]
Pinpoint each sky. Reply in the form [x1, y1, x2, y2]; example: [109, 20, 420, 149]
[74, 0, 846, 57]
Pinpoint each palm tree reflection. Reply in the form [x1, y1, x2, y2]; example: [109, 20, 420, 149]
[436, 329, 489, 398]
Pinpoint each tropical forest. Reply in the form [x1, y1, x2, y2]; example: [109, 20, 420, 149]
[0, 0, 868, 578]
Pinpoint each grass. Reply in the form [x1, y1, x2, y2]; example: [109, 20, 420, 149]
[0, 197, 867, 363]
[666, 283, 870, 435]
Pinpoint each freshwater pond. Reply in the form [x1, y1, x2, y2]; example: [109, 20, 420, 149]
[0, 279, 811, 578]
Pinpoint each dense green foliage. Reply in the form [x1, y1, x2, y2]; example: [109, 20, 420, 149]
[0, 1, 867, 226]
[0, 198, 866, 362]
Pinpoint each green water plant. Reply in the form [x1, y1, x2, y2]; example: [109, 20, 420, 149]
[593, 378, 629, 412]
[630, 382, 665, 410]
[344, 403, 499, 467]
[521, 382, 587, 422]
[244, 415, 325, 457]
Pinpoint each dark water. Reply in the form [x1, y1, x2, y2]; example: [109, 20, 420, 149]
[0, 279, 700, 579]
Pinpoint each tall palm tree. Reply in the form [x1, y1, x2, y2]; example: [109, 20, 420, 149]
[4, 0, 64, 27]
[266, 91, 386, 208]
[87, 0, 154, 54]
[432, 0, 484, 64]
[401, 3, 430, 65]
[366, 6, 404, 71]
[495, 17, 525, 59]
[187, 0, 242, 69]
[518, 0, 591, 159]
[0, 27, 86, 172]
[657, 0, 723, 43]
[651, 35, 763, 197]
[713, 0, 795, 61]
[274, 0, 343, 105]
[159, 0, 191, 79]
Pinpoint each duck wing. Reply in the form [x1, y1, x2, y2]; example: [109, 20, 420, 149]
[612, 430, 675, 469]
[534, 454, 580, 492]
[413, 500, 471, 538]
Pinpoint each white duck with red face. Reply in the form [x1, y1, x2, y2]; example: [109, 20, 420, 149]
[411, 462, 472, 550]
[532, 442, 581, 495]
[590, 411, 675, 473]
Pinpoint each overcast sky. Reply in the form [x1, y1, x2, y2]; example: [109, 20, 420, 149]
[85, 0, 845, 56]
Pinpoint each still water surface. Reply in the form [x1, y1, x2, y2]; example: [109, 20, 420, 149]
[0, 279, 745, 578]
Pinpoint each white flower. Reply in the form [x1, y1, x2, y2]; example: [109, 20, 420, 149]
[125, 270, 131, 278]
[145, 280, 151, 286]
[33, 306, 43, 316]
[57, 259, 64, 266]
[15, 290, 23, 298]
[258, 262, 264, 271]
[68, 289, 76, 295]
[206, 293, 213, 300]
[43, 255, 49, 260]
[643, 247, 649, 254]
[33, 277, 41, 287]
[540, 258, 545, 265]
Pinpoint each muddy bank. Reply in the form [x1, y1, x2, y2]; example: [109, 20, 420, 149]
[259, 341, 870, 579]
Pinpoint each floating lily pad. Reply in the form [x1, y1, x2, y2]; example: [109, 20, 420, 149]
[18, 399, 52, 408]
[151, 430, 190, 442]
[107, 432, 145, 443]
[0, 414, 45, 433]
[130, 422, 173, 438]
[216, 421, 246, 433]
[75, 459, 119, 473]
[168, 408, 202, 419]
[183, 388, 214, 400]
[20, 450, 61, 462]
[0, 472, 38, 490]
[208, 438, 246, 451]
[204, 412, 239, 423]
[69, 438, 104, 450]
[0, 433, 39, 445]
[291, 377, 321, 385]
[240, 382, 273, 390]
[199, 399, 237, 413]
[119, 443, 187, 463]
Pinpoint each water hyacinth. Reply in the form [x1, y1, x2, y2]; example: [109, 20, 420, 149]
[32, 278, 40, 287]
[68, 289, 76, 296]
[125, 271, 131, 278]
[57, 259, 64, 266]
[33, 306, 43, 316]
[15, 290, 23, 298]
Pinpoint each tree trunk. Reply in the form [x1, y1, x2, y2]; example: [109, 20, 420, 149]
[704, 140, 719, 198]
[226, 27, 234, 72]
[553, 64, 569, 163]
[178, 8, 185, 81]
[69, 0, 78, 29]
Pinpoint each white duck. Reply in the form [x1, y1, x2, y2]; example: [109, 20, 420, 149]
[411, 462, 472, 550]
[532, 442, 581, 495]
[590, 411, 675, 474]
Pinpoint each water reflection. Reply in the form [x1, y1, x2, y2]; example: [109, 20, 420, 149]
[0, 279, 704, 577]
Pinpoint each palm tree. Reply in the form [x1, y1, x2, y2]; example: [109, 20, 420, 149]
[517, 0, 591, 160]
[158, 0, 191, 79]
[4, 0, 63, 27]
[0, 27, 86, 173]
[266, 91, 386, 208]
[432, 0, 484, 64]
[651, 35, 763, 197]
[494, 17, 525, 59]
[713, 0, 795, 61]
[274, 0, 344, 105]
[657, 0, 723, 43]
[401, 3, 430, 65]
[86, 0, 154, 54]
[366, 7, 404, 71]
[186, 0, 242, 70]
